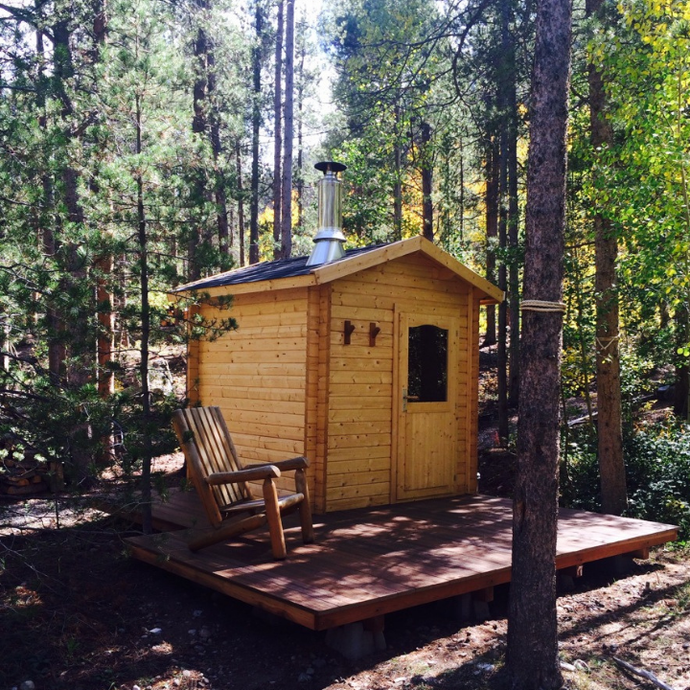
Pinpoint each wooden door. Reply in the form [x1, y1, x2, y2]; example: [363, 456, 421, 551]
[394, 310, 459, 501]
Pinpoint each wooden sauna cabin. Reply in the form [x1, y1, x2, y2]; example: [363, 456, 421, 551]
[174, 235, 503, 514]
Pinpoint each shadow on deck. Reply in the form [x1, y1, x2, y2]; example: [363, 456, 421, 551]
[125, 493, 677, 634]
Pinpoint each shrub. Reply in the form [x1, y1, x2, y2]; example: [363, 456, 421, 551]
[560, 420, 690, 542]
[624, 422, 690, 540]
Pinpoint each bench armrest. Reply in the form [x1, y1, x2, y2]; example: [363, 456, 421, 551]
[247, 456, 309, 473]
[205, 465, 281, 486]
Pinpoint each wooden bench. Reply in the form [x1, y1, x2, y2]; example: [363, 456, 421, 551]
[172, 406, 314, 559]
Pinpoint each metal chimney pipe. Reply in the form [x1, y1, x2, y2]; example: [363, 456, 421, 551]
[306, 161, 347, 267]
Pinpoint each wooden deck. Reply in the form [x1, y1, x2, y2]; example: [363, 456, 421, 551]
[126, 493, 677, 632]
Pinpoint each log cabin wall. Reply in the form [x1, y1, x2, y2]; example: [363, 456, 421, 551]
[192, 287, 311, 497]
[323, 253, 478, 513]
[181, 237, 500, 514]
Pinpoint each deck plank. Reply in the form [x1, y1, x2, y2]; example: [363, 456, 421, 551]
[125, 494, 677, 631]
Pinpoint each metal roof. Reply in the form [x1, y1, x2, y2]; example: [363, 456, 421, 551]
[175, 244, 385, 292]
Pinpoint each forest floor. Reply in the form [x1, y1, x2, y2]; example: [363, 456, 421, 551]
[2, 454, 688, 690]
[2, 349, 688, 690]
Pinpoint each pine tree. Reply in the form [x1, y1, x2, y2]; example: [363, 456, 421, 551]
[507, 0, 572, 683]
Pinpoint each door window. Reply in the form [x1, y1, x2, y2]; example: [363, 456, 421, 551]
[407, 324, 448, 402]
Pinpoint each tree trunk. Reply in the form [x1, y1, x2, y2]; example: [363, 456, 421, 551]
[280, 0, 295, 259]
[458, 137, 465, 242]
[54, 19, 90, 385]
[91, 0, 113, 404]
[188, 0, 211, 281]
[507, 88, 520, 407]
[273, 0, 284, 259]
[296, 37, 305, 233]
[54, 17, 95, 480]
[249, 1, 264, 265]
[394, 105, 403, 241]
[96, 247, 114, 492]
[135, 92, 153, 535]
[96, 254, 114, 400]
[497, 127, 509, 442]
[236, 142, 246, 266]
[485, 137, 499, 347]
[36, 21, 65, 385]
[506, 0, 572, 684]
[675, 306, 689, 418]
[207, 46, 229, 260]
[89, 0, 107, 53]
[588, 0, 626, 515]
[421, 120, 433, 240]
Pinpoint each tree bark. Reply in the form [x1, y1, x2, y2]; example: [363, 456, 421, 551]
[53, 18, 90, 387]
[588, 0, 626, 515]
[90, 0, 114, 404]
[236, 142, 246, 266]
[135, 91, 153, 535]
[188, 0, 211, 282]
[273, 0, 284, 259]
[507, 82, 520, 407]
[207, 47, 229, 260]
[280, 0, 295, 259]
[96, 253, 114, 400]
[506, 0, 572, 684]
[394, 105, 403, 241]
[675, 306, 689, 418]
[497, 126, 509, 442]
[295, 36, 305, 234]
[249, 1, 264, 265]
[53, 16, 96, 481]
[485, 137, 499, 347]
[421, 120, 433, 240]
[35, 19, 65, 385]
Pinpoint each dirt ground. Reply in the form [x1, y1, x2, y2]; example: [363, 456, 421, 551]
[1, 465, 688, 690]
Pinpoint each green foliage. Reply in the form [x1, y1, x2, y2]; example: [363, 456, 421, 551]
[322, 0, 452, 242]
[599, 0, 690, 369]
[561, 420, 690, 541]
[624, 421, 690, 539]
[0, 0, 245, 489]
[561, 428, 600, 512]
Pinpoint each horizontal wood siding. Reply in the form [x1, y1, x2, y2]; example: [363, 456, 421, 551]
[195, 288, 309, 495]
[326, 254, 473, 511]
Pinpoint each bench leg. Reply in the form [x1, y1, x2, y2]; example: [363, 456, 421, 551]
[263, 478, 287, 560]
[295, 468, 315, 544]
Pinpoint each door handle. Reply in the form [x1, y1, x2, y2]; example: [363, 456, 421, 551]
[402, 388, 420, 411]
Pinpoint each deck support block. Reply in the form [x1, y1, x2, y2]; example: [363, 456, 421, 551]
[609, 554, 638, 575]
[626, 547, 650, 560]
[453, 588, 493, 622]
[325, 617, 386, 660]
[560, 565, 584, 578]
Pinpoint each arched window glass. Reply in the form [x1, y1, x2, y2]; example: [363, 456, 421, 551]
[407, 325, 448, 402]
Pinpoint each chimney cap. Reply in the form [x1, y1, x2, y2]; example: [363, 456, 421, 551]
[315, 161, 347, 175]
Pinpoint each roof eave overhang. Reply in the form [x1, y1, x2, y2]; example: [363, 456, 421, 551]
[171, 236, 504, 303]
[170, 273, 319, 300]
